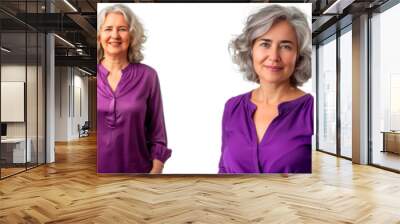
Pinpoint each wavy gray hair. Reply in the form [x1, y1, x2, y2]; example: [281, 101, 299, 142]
[97, 4, 146, 64]
[229, 5, 311, 86]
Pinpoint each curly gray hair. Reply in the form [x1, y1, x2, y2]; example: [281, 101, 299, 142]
[97, 4, 146, 64]
[230, 5, 311, 86]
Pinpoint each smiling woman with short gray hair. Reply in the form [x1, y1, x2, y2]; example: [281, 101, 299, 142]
[218, 5, 313, 174]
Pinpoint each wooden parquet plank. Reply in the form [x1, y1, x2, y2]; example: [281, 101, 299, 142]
[1, 133, 400, 223]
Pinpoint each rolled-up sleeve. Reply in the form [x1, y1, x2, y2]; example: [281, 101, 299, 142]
[146, 71, 172, 163]
[218, 101, 229, 173]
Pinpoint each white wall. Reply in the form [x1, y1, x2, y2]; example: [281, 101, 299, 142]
[55, 66, 68, 141]
[72, 72, 89, 138]
[76, 74, 89, 122]
[54, 67, 89, 141]
[1, 82, 24, 122]
[1, 65, 32, 138]
[1, 64, 45, 163]
[1, 65, 26, 81]
[1, 65, 26, 141]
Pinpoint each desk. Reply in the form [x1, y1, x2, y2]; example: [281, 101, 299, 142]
[381, 131, 400, 154]
[1, 138, 31, 163]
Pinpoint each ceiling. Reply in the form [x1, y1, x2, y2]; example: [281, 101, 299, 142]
[310, 0, 390, 43]
[0, 0, 97, 74]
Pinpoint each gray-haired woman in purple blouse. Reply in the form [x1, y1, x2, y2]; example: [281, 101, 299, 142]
[97, 4, 171, 173]
[219, 5, 313, 173]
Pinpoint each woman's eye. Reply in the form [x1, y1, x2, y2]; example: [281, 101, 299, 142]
[260, 42, 270, 48]
[281, 45, 292, 50]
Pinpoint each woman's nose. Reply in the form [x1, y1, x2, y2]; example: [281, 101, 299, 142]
[111, 29, 119, 38]
[268, 46, 280, 62]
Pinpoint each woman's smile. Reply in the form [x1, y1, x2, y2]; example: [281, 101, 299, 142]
[264, 65, 284, 72]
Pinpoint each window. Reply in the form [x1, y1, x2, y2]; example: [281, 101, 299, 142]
[317, 36, 337, 154]
[339, 28, 352, 158]
[371, 2, 400, 171]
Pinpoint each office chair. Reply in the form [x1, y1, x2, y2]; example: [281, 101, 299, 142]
[79, 121, 90, 138]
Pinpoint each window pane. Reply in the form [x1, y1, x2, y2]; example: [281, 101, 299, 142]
[38, 32, 45, 165]
[371, 3, 400, 171]
[27, 31, 38, 169]
[1, 30, 27, 177]
[318, 37, 337, 154]
[340, 29, 352, 158]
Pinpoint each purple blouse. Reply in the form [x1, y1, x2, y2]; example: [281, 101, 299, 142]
[218, 91, 313, 173]
[97, 63, 171, 173]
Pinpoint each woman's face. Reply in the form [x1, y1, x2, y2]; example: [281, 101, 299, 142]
[99, 12, 131, 59]
[252, 20, 298, 85]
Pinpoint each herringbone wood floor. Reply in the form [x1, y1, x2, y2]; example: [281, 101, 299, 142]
[1, 134, 400, 223]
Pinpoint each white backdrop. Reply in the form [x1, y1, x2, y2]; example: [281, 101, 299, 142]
[98, 3, 312, 173]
